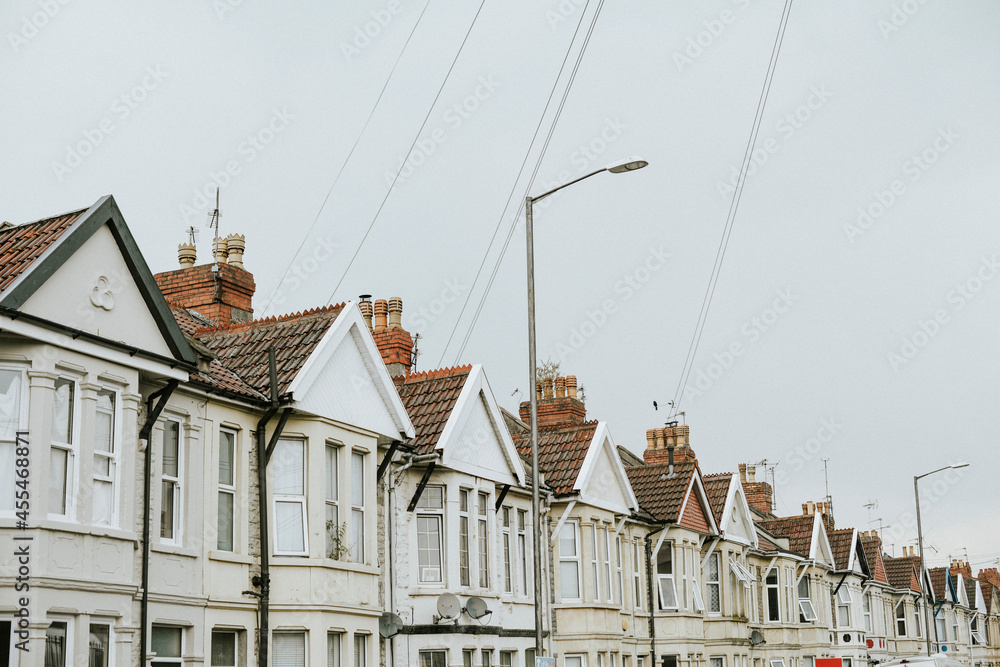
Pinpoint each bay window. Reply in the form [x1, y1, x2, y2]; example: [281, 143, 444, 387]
[896, 599, 907, 636]
[49, 377, 77, 518]
[351, 451, 365, 563]
[0, 367, 24, 512]
[837, 586, 853, 627]
[706, 552, 721, 613]
[325, 444, 340, 558]
[766, 568, 780, 621]
[615, 535, 624, 606]
[502, 506, 512, 593]
[517, 509, 529, 594]
[559, 521, 582, 600]
[151, 626, 182, 667]
[633, 539, 643, 610]
[160, 420, 182, 543]
[477, 491, 489, 587]
[89, 623, 111, 667]
[657, 543, 678, 610]
[92, 389, 118, 525]
[863, 591, 873, 632]
[211, 630, 237, 667]
[416, 485, 445, 583]
[798, 576, 817, 622]
[45, 621, 70, 667]
[218, 429, 236, 551]
[459, 489, 471, 586]
[273, 439, 307, 555]
[272, 632, 305, 667]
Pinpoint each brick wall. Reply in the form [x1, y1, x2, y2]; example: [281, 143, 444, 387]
[154, 262, 256, 324]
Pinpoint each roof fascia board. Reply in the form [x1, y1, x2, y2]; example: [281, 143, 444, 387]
[572, 421, 638, 511]
[437, 364, 525, 485]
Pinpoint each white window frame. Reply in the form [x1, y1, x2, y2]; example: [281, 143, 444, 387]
[272, 438, 308, 556]
[353, 634, 367, 667]
[952, 611, 960, 644]
[0, 365, 27, 515]
[706, 552, 722, 614]
[769, 660, 785, 667]
[710, 657, 726, 667]
[766, 568, 780, 622]
[459, 489, 471, 587]
[500, 651, 514, 667]
[210, 629, 238, 667]
[217, 428, 237, 552]
[936, 610, 948, 643]
[272, 631, 306, 667]
[419, 650, 447, 667]
[477, 491, 489, 588]
[838, 586, 853, 627]
[565, 655, 587, 667]
[615, 535, 624, 607]
[798, 576, 818, 622]
[502, 506, 512, 594]
[691, 549, 705, 612]
[895, 598, 907, 636]
[633, 538, 643, 610]
[657, 542, 679, 610]
[971, 615, 985, 645]
[324, 444, 340, 559]
[49, 376, 79, 520]
[327, 632, 341, 667]
[350, 450, 366, 563]
[517, 509, 529, 595]
[151, 625, 183, 667]
[46, 618, 74, 667]
[416, 485, 445, 583]
[600, 526, 612, 603]
[160, 419, 183, 544]
[863, 591, 873, 632]
[591, 524, 601, 602]
[559, 520, 582, 601]
[89, 620, 114, 667]
[92, 388, 120, 527]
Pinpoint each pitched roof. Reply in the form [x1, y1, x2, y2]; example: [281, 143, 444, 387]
[0, 208, 87, 292]
[859, 534, 890, 585]
[512, 421, 599, 495]
[884, 555, 922, 593]
[393, 365, 473, 455]
[702, 473, 732, 525]
[625, 460, 698, 524]
[756, 515, 816, 558]
[194, 305, 344, 397]
[756, 527, 782, 552]
[829, 528, 855, 570]
[928, 567, 952, 601]
[617, 445, 645, 468]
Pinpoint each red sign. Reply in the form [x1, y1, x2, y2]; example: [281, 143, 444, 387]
[816, 659, 843, 667]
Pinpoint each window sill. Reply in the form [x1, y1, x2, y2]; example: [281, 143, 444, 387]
[0, 518, 138, 544]
[151, 542, 198, 558]
[208, 550, 253, 565]
[269, 556, 379, 575]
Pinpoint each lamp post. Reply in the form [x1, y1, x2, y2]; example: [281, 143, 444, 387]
[915, 462, 969, 656]
[525, 157, 648, 657]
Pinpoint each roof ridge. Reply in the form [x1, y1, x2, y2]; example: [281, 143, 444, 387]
[400, 364, 474, 383]
[192, 303, 345, 335]
[2, 205, 90, 232]
[702, 471, 733, 479]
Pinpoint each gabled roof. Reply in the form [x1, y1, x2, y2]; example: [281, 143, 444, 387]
[196, 305, 344, 397]
[756, 513, 834, 565]
[884, 555, 922, 593]
[513, 420, 598, 495]
[859, 534, 890, 585]
[395, 364, 525, 485]
[929, 567, 953, 602]
[626, 461, 718, 534]
[0, 207, 87, 292]
[394, 365, 473, 455]
[703, 472, 758, 548]
[702, 473, 731, 525]
[0, 196, 195, 370]
[829, 529, 854, 569]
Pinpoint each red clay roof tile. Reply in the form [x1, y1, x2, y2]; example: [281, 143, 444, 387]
[393, 365, 473, 455]
[0, 208, 87, 292]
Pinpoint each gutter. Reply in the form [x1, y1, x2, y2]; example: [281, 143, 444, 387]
[138, 379, 179, 667]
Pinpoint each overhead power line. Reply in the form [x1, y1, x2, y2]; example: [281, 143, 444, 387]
[325, 0, 488, 307]
[260, 0, 432, 317]
[669, 0, 795, 417]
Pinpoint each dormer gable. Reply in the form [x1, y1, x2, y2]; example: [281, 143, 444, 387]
[574, 422, 638, 515]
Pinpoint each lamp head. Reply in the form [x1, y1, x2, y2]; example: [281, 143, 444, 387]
[949, 462, 970, 469]
[606, 157, 649, 173]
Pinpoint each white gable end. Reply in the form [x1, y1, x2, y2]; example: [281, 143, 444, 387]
[723, 484, 757, 546]
[574, 423, 637, 515]
[20, 225, 173, 358]
[581, 443, 629, 510]
[289, 307, 413, 440]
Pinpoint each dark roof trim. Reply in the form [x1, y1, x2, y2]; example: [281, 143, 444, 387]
[0, 195, 196, 365]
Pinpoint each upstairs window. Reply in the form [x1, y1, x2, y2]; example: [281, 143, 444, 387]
[614, 535, 624, 607]
[633, 539, 643, 610]
[837, 586, 853, 627]
[416, 486, 445, 583]
[657, 543, 678, 610]
[459, 490, 471, 586]
[217, 429, 236, 552]
[766, 569, 780, 622]
[863, 591, 873, 632]
[798, 576, 817, 622]
[502, 507, 512, 593]
[160, 420, 182, 543]
[350, 451, 365, 563]
[0, 367, 24, 512]
[92, 389, 118, 526]
[895, 599, 907, 636]
[559, 521, 582, 600]
[477, 491, 489, 588]
[971, 615, 985, 645]
[517, 509, 529, 594]
[49, 377, 77, 518]
[273, 439, 307, 555]
[324, 444, 340, 558]
[706, 552, 721, 613]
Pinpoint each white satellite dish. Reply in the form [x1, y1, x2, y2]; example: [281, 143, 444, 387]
[436, 593, 461, 620]
[379, 612, 403, 638]
[749, 630, 765, 646]
[465, 596, 490, 620]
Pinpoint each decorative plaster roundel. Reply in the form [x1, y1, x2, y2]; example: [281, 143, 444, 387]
[90, 276, 115, 311]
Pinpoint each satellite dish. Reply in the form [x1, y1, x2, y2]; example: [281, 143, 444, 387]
[436, 593, 461, 619]
[379, 612, 403, 638]
[749, 630, 765, 646]
[465, 597, 490, 620]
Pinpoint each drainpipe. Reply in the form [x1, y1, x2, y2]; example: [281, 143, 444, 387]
[138, 379, 179, 667]
[647, 525, 667, 667]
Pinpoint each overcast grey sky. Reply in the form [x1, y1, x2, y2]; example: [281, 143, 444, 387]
[3, 1, 998, 568]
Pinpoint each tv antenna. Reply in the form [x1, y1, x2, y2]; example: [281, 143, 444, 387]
[821, 458, 832, 512]
[186, 226, 199, 245]
[863, 499, 878, 528]
[206, 187, 221, 248]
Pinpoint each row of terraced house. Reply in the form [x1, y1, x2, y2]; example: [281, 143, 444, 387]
[1, 196, 998, 667]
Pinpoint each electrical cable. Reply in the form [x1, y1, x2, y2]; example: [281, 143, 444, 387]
[434, 0, 596, 367]
[260, 0, 432, 317]
[325, 0, 488, 307]
[450, 0, 607, 365]
[669, 0, 794, 417]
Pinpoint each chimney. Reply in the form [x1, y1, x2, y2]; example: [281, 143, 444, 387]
[519, 374, 587, 426]
[368, 296, 414, 377]
[373, 299, 388, 331]
[739, 463, 747, 483]
[642, 423, 695, 465]
[741, 467, 774, 516]
[178, 243, 196, 268]
[155, 233, 255, 325]
[214, 236, 228, 264]
[358, 297, 373, 332]
[747, 465, 756, 483]
[225, 234, 245, 269]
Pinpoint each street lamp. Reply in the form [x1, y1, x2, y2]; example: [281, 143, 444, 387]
[525, 156, 649, 657]
[915, 462, 969, 655]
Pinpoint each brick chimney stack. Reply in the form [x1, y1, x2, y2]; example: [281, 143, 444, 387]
[519, 374, 587, 426]
[155, 234, 256, 325]
[979, 568, 1000, 589]
[642, 424, 695, 465]
[740, 464, 773, 515]
[951, 560, 972, 578]
[366, 296, 414, 377]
